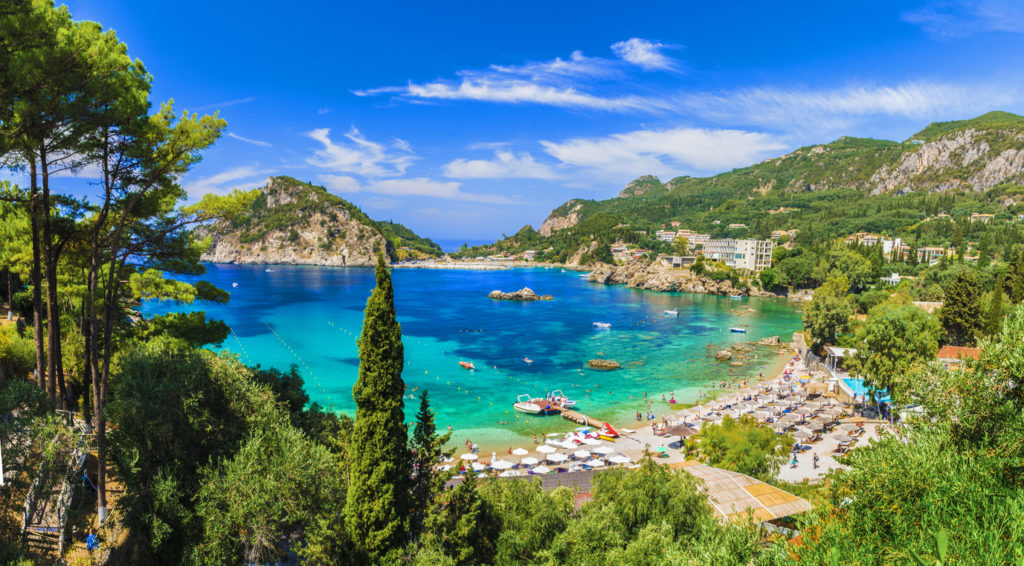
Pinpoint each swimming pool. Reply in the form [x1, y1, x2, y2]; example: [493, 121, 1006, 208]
[840, 378, 890, 403]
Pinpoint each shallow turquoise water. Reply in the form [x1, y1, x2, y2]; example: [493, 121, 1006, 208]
[143, 265, 802, 449]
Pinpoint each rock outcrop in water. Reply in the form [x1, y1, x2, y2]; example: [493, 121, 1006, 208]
[588, 359, 621, 370]
[488, 287, 554, 301]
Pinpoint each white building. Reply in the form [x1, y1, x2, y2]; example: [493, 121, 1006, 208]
[702, 239, 774, 272]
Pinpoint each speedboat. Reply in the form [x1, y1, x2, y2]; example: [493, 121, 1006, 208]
[729, 327, 747, 333]
[459, 361, 475, 370]
[664, 309, 679, 316]
[550, 389, 577, 408]
[513, 394, 543, 414]
[523, 357, 533, 364]
[231, 282, 238, 288]
[592, 322, 612, 329]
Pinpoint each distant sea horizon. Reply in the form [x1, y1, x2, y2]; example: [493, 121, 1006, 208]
[433, 238, 493, 252]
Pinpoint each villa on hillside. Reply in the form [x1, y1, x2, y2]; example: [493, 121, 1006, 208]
[970, 213, 995, 223]
[937, 345, 981, 368]
[917, 246, 949, 265]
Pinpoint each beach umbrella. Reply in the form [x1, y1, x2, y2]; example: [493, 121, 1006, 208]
[511, 448, 529, 456]
[460, 453, 478, 461]
[609, 455, 632, 465]
[573, 449, 591, 459]
[779, 413, 802, 423]
[547, 453, 568, 463]
[470, 462, 487, 471]
[808, 418, 830, 431]
[437, 464, 453, 472]
[536, 444, 556, 454]
[837, 424, 860, 433]
[792, 430, 813, 441]
[532, 465, 552, 474]
[654, 446, 669, 453]
[593, 445, 614, 455]
[823, 407, 844, 417]
[664, 424, 698, 446]
[803, 401, 823, 410]
[499, 470, 522, 477]
[833, 434, 855, 444]
[520, 457, 539, 466]
[585, 459, 605, 468]
[492, 459, 515, 470]
[771, 422, 790, 432]
[701, 414, 720, 422]
[582, 438, 603, 446]
[478, 472, 490, 478]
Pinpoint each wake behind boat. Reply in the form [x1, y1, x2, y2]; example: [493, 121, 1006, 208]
[592, 322, 612, 329]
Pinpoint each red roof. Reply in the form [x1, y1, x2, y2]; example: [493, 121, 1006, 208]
[937, 345, 980, 361]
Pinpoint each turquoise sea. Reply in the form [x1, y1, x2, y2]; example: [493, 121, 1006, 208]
[143, 265, 802, 450]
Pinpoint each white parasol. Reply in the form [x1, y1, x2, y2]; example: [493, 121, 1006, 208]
[511, 448, 529, 456]
[460, 453, 478, 461]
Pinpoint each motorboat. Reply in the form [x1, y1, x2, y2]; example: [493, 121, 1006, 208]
[459, 361, 475, 370]
[592, 322, 612, 329]
[231, 282, 238, 288]
[729, 327, 747, 333]
[549, 389, 577, 408]
[664, 309, 679, 316]
[513, 394, 543, 414]
[730, 295, 743, 299]
[523, 357, 533, 364]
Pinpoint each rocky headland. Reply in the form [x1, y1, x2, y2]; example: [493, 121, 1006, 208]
[586, 261, 777, 297]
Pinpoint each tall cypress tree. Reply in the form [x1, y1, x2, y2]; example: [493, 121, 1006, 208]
[346, 253, 410, 561]
[410, 390, 452, 538]
[940, 271, 982, 346]
[985, 274, 1005, 337]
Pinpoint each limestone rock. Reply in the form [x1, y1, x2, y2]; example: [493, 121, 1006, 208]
[757, 336, 782, 346]
[488, 287, 551, 301]
[714, 350, 733, 361]
[588, 359, 621, 370]
[585, 260, 778, 298]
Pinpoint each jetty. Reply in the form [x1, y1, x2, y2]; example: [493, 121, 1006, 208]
[524, 398, 606, 428]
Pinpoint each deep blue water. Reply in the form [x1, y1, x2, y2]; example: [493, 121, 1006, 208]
[142, 265, 802, 449]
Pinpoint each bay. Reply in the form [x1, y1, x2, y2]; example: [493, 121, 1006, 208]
[142, 264, 803, 450]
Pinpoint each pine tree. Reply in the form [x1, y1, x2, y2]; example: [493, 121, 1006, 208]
[940, 271, 983, 346]
[423, 471, 500, 565]
[985, 274, 1005, 337]
[1006, 248, 1024, 304]
[410, 390, 452, 538]
[978, 232, 993, 268]
[345, 253, 410, 562]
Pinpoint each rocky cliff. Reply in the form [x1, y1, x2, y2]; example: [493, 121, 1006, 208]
[538, 200, 585, 236]
[198, 176, 436, 266]
[586, 261, 777, 297]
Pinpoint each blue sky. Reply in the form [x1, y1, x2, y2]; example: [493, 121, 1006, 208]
[50, 0, 1024, 240]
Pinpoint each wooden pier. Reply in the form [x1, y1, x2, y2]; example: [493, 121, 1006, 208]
[527, 399, 607, 428]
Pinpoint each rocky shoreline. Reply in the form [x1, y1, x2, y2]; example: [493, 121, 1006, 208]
[585, 261, 778, 298]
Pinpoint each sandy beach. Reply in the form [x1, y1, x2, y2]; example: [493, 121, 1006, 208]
[450, 351, 879, 484]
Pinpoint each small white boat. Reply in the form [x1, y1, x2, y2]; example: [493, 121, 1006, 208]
[513, 394, 542, 414]
[664, 309, 679, 316]
[265, 268, 274, 272]
[550, 389, 577, 408]
[730, 295, 743, 299]
[592, 322, 612, 329]
[231, 282, 238, 288]
[729, 327, 747, 333]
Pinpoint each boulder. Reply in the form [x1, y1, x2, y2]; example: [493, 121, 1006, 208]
[757, 336, 782, 346]
[714, 350, 733, 361]
[588, 359, 621, 370]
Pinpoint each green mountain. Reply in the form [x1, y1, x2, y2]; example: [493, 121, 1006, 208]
[198, 176, 441, 266]
[452, 112, 1024, 264]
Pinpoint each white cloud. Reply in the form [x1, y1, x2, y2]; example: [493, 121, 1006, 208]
[903, 0, 1024, 38]
[611, 38, 678, 71]
[443, 150, 559, 179]
[306, 127, 415, 177]
[681, 81, 1023, 132]
[355, 40, 678, 113]
[227, 132, 271, 147]
[183, 165, 269, 199]
[541, 128, 788, 179]
[316, 175, 524, 205]
[319, 174, 361, 193]
[193, 96, 256, 112]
